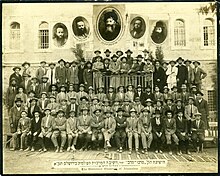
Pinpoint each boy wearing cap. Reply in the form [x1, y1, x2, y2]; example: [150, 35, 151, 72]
[191, 112, 205, 153]
[162, 86, 172, 105]
[163, 98, 175, 117]
[38, 92, 50, 113]
[77, 107, 92, 151]
[39, 76, 50, 95]
[134, 85, 145, 105]
[116, 85, 125, 104]
[91, 109, 104, 150]
[25, 111, 42, 152]
[101, 99, 111, 114]
[55, 59, 67, 86]
[126, 108, 140, 155]
[102, 110, 116, 153]
[171, 86, 181, 102]
[90, 97, 102, 115]
[36, 61, 47, 83]
[106, 86, 116, 105]
[14, 86, 28, 107]
[195, 91, 209, 130]
[78, 96, 90, 115]
[166, 61, 178, 90]
[125, 49, 133, 66]
[88, 86, 96, 102]
[133, 97, 144, 115]
[66, 97, 79, 118]
[179, 84, 190, 105]
[125, 84, 135, 102]
[174, 99, 185, 118]
[11, 110, 31, 151]
[83, 61, 93, 91]
[39, 108, 53, 152]
[51, 109, 67, 153]
[66, 110, 78, 152]
[9, 67, 22, 86]
[114, 108, 127, 153]
[111, 99, 120, 116]
[145, 86, 154, 103]
[20, 73, 31, 94]
[104, 49, 111, 58]
[154, 99, 164, 115]
[96, 87, 107, 102]
[48, 84, 58, 98]
[154, 86, 163, 102]
[6, 78, 18, 112]
[67, 84, 77, 102]
[69, 61, 79, 91]
[193, 61, 207, 91]
[46, 95, 59, 116]
[56, 85, 68, 104]
[46, 63, 57, 85]
[122, 98, 132, 117]
[65, 62, 72, 86]
[109, 54, 120, 89]
[57, 99, 68, 115]
[176, 57, 188, 92]
[77, 84, 88, 104]
[139, 108, 153, 154]
[175, 109, 190, 154]
[151, 110, 165, 154]
[145, 99, 155, 117]
[164, 110, 179, 155]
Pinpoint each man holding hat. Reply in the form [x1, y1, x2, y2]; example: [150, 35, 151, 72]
[9, 66, 22, 86]
[38, 108, 53, 152]
[55, 59, 67, 86]
[46, 63, 56, 85]
[91, 108, 104, 150]
[36, 61, 47, 83]
[77, 107, 92, 151]
[176, 57, 188, 92]
[166, 60, 178, 90]
[191, 112, 205, 153]
[193, 61, 207, 91]
[51, 109, 67, 153]
[184, 59, 194, 91]
[195, 91, 209, 130]
[126, 108, 140, 155]
[114, 108, 127, 153]
[102, 110, 116, 153]
[66, 110, 78, 152]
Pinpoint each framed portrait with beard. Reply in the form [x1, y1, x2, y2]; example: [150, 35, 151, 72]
[52, 23, 68, 47]
[97, 7, 122, 42]
[130, 16, 146, 39]
[150, 20, 168, 44]
[72, 16, 90, 40]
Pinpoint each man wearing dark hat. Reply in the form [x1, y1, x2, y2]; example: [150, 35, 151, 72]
[20, 73, 31, 94]
[176, 57, 188, 92]
[46, 62, 56, 85]
[193, 61, 207, 91]
[153, 60, 166, 92]
[164, 110, 179, 155]
[27, 77, 41, 98]
[104, 49, 111, 58]
[151, 20, 167, 44]
[22, 61, 32, 79]
[134, 85, 145, 105]
[38, 92, 50, 112]
[28, 98, 41, 119]
[38, 108, 53, 152]
[163, 98, 175, 116]
[66, 96, 79, 118]
[124, 49, 133, 66]
[184, 59, 194, 91]
[9, 66, 22, 86]
[102, 110, 116, 152]
[55, 59, 67, 86]
[166, 60, 178, 90]
[175, 109, 190, 155]
[51, 109, 67, 153]
[191, 112, 205, 153]
[77, 107, 92, 151]
[36, 61, 47, 83]
[6, 78, 18, 112]
[100, 10, 121, 41]
[195, 91, 209, 130]
[91, 108, 104, 150]
[130, 17, 145, 39]
[9, 98, 25, 134]
[114, 108, 127, 153]
[39, 76, 50, 95]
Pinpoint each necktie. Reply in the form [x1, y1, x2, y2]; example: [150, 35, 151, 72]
[197, 121, 199, 128]
[131, 118, 134, 130]
[45, 116, 49, 127]
[51, 69, 53, 84]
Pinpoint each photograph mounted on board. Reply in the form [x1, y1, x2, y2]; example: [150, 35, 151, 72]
[53, 23, 68, 47]
[72, 16, 90, 40]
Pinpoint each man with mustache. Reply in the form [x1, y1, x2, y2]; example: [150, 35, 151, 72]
[151, 21, 167, 44]
[75, 18, 88, 39]
[130, 18, 145, 39]
[100, 10, 121, 41]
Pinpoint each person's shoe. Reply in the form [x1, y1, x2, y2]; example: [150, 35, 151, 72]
[145, 149, 148, 154]
[10, 148, 15, 151]
[128, 149, 132, 155]
[19, 148, 23, 151]
[31, 147, 35, 152]
[155, 150, 158, 154]
[119, 147, 123, 153]
[186, 150, 191, 155]
[43, 148, 47, 152]
[177, 152, 181, 156]
[67, 147, 71, 152]
[136, 149, 140, 155]
[104, 148, 108, 153]
[24, 147, 30, 151]
[55, 147, 59, 153]
[179, 150, 182, 155]
[71, 146, 76, 151]
[117, 149, 120, 152]
[159, 150, 163, 154]
[39, 148, 42, 152]
[79, 148, 83, 152]
[60, 147, 64, 153]
[97, 147, 100, 151]
[169, 151, 172, 155]
[106, 141, 111, 148]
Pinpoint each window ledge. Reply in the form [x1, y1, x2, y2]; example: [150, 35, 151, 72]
[171, 47, 191, 51]
[34, 49, 53, 53]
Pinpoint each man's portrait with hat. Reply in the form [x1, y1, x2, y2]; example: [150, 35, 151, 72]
[98, 8, 121, 41]
[151, 20, 167, 44]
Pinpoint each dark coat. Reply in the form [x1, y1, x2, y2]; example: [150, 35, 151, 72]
[176, 117, 188, 133]
[6, 86, 17, 109]
[78, 65, 85, 84]
[31, 117, 42, 135]
[55, 66, 66, 85]
[28, 105, 41, 119]
[151, 117, 164, 133]
[66, 103, 79, 118]
[153, 66, 166, 91]
[115, 116, 127, 131]
[195, 99, 209, 129]
[134, 91, 145, 105]
[9, 73, 22, 86]
[177, 65, 188, 83]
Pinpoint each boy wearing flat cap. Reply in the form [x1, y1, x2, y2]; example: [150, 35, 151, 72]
[51, 109, 67, 153]
[22, 62, 32, 79]
[55, 59, 67, 86]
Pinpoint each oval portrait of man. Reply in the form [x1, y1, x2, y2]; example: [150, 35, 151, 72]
[72, 16, 90, 40]
[97, 7, 122, 42]
[53, 23, 68, 47]
[130, 16, 146, 39]
[151, 20, 167, 44]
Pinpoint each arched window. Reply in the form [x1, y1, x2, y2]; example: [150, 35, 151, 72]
[38, 21, 49, 49]
[9, 22, 20, 50]
[174, 19, 186, 46]
[203, 18, 215, 46]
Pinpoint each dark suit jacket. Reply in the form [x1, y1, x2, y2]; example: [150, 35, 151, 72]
[195, 99, 209, 117]
[130, 29, 145, 39]
[191, 120, 205, 134]
[20, 80, 32, 93]
[115, 116, 127, 131]
[31, 117, 42, 135]
[91, 116, 104, 132]
[78, 65, 85, 84]
[163, 105, 176, 116]
[28, 105, 41, 119]
[9, 73, 22, 86]
[193, 67, 207, 84]
[106, 93, 116, 103]
[151, 117, 164, 133]
[66, 103, 79, 117]
[55, 66, 66, 85]
[39, 82, 51, 94]
[176, 117, 188, 133]
[134, 91, 145, 105]
[153, 66, 166, 91]
[6, 86, 17, 108]
[27, 84, 41, 98]
[102, 64, 111, 76]
[164, 118, 176, 134]
[177, 65, 188, 82]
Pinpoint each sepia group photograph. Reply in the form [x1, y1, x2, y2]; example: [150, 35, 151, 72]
[1, 1, 218, 174]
